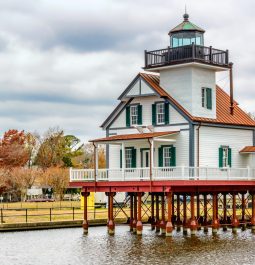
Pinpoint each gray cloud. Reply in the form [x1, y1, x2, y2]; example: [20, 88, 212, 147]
[0, 0, 255, 142]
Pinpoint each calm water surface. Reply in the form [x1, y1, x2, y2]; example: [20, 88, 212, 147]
[1, 225, 255, 265]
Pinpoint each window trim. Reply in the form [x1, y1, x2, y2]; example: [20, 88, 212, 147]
[201, 87, 212, 110]
[129, 104, 139, 126]
[155, 101, 165, 125]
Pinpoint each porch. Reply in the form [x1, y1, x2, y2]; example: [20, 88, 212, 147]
[70, 166, 255, 182]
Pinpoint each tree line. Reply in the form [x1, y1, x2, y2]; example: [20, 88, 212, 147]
[0, 128, 105, 201]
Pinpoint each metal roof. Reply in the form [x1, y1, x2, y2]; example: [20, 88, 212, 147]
[90, 131, 179, 143]
[240, 146, 255, 153]
[169, 14, 205, 34]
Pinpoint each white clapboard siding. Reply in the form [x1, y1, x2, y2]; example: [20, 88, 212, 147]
[110, 95, 188, 129]
[108, 130, 190, 169]
[160, 66, 217, 119]
[196, 126, 253, 168]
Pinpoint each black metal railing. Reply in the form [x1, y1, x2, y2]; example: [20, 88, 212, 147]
[144, 44, 229, 69]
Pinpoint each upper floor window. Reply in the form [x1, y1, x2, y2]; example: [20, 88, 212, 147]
[126, 105, 142, 127]
[201, 87, 212, 110]
[156, 103, 165, 125]
[219, 146, 232, 168]
[130, 105, 138, 125]
[152, 102, 169, 126]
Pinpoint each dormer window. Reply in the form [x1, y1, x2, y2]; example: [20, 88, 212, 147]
[201, 88, 212, 110]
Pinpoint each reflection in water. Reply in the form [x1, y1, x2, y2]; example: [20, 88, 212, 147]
[1, 225, 255, 265]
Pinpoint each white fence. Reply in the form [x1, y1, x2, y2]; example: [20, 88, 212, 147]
[70, 166, 255, 182]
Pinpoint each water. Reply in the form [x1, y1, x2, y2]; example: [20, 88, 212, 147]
[1, 225, 255, 265]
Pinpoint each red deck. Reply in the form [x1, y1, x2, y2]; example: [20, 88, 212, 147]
[70, 180, 255, 193]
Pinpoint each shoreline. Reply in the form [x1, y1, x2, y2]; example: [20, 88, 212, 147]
[0, 218, 128, 232]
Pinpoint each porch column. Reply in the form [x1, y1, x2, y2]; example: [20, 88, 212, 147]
[130, 193, 134, 232]
[251, 192, 255, 232]
[122, 142, 125, 180]
[155, 194, 160, 232]
[183, 194, 187, 235]
[190, 193, 197, 235]
[197, 194, 201, 230]
[136, 192, 143, 235]
[212, 193, 220, 235]
[232, 193, 239, 233]
[82, 191, 90, 234]
[203, 194, 208, 233]
[93, 143, 98, 181]
[108, 192, 115, 235]
[222, 193, 228, 231]
[151, 139, 154, 178]
[160, 194, 166, 235]
[176, 194, 181, 231]
[166, 192, 174, 237]
[241, 193, 246, 230]
[133, 193, 137, 233]
[151, 193, 155, 230]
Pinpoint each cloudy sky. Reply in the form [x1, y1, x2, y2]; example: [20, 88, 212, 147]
[0, 0, 255, 142]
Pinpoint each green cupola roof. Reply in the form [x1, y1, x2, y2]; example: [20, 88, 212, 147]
[168, 13, 205, 35]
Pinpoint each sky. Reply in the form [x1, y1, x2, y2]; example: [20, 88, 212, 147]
[0, 0, 255, 143]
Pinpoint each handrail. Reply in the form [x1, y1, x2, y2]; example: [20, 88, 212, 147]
[70, 167, 255, 182]
[144, 44, 229, 68]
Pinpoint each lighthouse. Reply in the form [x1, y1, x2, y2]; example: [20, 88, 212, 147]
[144, 13, 229, 119]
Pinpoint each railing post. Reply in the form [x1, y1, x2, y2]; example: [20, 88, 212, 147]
[227, 167, 230, 180]
[25, 209, 28, 223]
[192, 42, 195, 59]
[73, 207, 75, 220]
[209, 46, 212, 63]
[144, 50, 148, 68]
[168, 46, 171, 62]
[247, 166, 251, 180]
[181, 166, 185, 179]
[226, 49, 229, 65]
[50, 208, 52, 222]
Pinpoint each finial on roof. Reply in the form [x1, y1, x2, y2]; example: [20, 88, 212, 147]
[183, 4, 189, 21]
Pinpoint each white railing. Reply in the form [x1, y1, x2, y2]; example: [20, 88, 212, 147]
[70, 167, 255, 182]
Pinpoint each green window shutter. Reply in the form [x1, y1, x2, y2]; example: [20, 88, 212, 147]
[120, 149, 122, 168]
[152, 104, 156, 125]
[170, 147, 176, 167]
[164, 102, 169, 125]
[228, 148, 232, 167]
[138, 105, 143, 125]
[131, 148, 136, 168]
[219, 147, 223, 168]
[158, 147, 163, 167]
[126, 106, 130, 127]
[206, 88, 212, 110]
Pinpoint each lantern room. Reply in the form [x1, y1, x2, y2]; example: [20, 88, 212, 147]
[168, 13, 205, 48]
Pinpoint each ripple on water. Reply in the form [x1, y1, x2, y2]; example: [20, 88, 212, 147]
[1, 225, 255, 265]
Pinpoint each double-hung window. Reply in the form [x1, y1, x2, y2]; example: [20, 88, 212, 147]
[219, 146, 232, 168]
[125, 148, 133, 168]
[163, 147, 171, 167]
[130, 105, 138, 126]
[156, 103, 165, 125]
[201, 87, 212, 110]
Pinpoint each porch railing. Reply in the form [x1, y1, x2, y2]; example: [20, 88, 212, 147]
[144, 44, 229, 69]
[70, 167, 255, 182]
